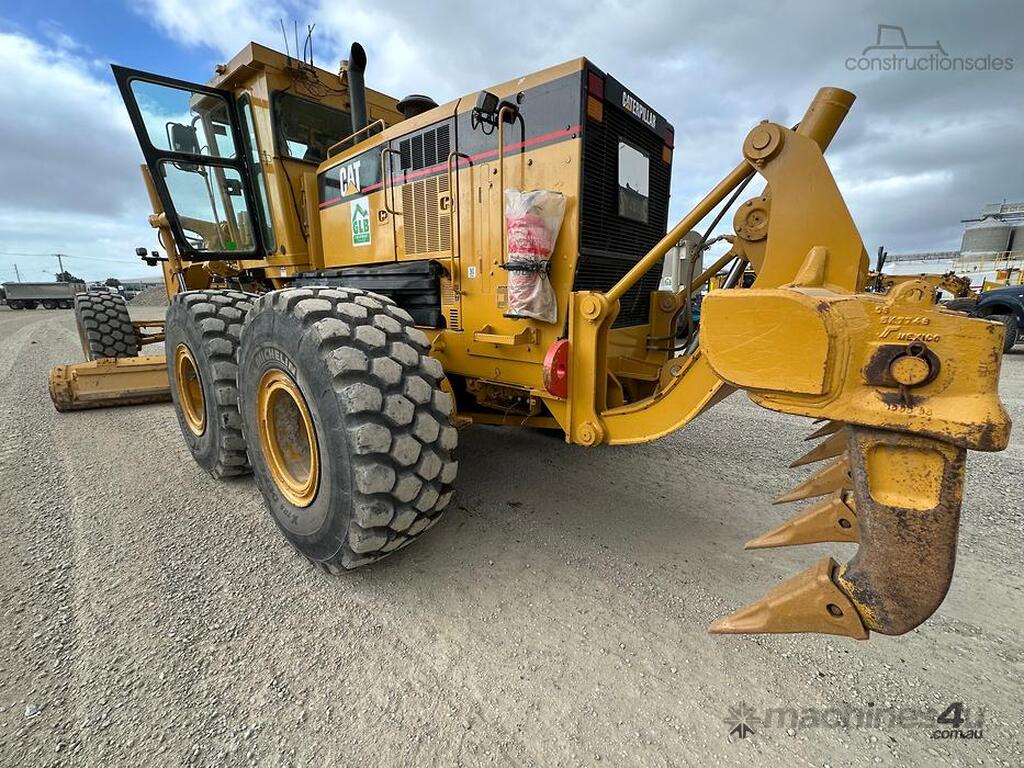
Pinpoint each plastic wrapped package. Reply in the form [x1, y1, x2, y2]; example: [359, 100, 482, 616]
[502, 189, 566, 323]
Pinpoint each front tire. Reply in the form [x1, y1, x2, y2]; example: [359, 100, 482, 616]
[165, 290, 256, 478]
[74, 291, 138, 359]
[238, 287, 458, 570]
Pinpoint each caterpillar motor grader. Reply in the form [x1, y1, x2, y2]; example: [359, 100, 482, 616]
[48, 41, 1010, 639]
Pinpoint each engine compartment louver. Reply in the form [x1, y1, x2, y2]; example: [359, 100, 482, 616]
[398, 123, 452, 256]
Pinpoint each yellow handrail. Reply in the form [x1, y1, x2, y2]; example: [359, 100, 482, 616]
[446, 151, 471, 300]
[327, 119, 385, 158]
[380, 147, 402, 217]
[496, 104, 517, 267]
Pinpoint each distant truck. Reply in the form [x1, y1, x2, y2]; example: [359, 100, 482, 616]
[1, 281, 85, 310]
[944, 284, 1024, 352]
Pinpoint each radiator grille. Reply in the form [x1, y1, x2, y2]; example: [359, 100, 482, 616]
[398, 123, 452, 256]
[579, 105, 670, 260]
[574, 99, 671, 327]
[573, 254, 663, 328]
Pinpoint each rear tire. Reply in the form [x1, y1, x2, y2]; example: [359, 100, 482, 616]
[991, 314, 1019, 352]
[166, 290, 257, 478]
[74, 291, 138, 360]
[238, 287, 458, 570]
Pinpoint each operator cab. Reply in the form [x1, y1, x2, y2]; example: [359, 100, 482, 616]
[114, 42, 404, 267]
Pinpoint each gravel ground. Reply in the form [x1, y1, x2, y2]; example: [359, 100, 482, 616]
[129, 286, 169, 307]
[1, 304, 1021, 767]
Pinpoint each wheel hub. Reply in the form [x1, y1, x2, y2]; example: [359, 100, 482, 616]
[256, 369, 320, 508]
[174, 343, 205, 436]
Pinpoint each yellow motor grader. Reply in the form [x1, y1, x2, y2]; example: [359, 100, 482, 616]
[49, 41, 1010, 639]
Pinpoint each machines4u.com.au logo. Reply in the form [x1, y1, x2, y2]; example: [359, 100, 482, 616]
[724, 701, 985, 741]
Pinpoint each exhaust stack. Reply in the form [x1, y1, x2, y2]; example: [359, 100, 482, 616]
[347, 42, 368, 133]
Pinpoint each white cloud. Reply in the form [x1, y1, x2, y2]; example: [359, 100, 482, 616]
[137, 0, 1023, 256]
[0, 31, 159, 282]
[136, 0, 292, 58]
[2, 1, 1021, 285]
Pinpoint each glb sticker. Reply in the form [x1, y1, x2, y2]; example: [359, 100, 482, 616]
[351, 197, 371, 247]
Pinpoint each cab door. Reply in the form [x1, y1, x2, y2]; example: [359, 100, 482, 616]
[112, 65, 266, 260]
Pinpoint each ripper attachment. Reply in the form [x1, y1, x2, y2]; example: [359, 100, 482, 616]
[703, 260, 1008, 639]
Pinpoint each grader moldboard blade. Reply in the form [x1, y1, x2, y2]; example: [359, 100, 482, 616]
[49, 298, 171, 411]
[48, 355, 171, 411]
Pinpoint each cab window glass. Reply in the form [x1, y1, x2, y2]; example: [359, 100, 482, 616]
[159, 161, 255, 253]
[273, 92, 351, 164]
[238, 94, 276, 250]
[131, 80, 237, 159]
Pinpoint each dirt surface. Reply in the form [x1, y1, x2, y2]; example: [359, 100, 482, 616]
[1, 304, 1021, 767]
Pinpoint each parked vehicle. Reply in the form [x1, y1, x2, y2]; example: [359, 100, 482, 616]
[944, 284, 1024, 352]
[2, 281, 85, 310]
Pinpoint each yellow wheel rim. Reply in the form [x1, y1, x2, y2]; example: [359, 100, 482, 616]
[174, 343, 206, 436]
[257, 369, 320, 508]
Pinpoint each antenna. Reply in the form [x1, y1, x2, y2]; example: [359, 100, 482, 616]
[303, 23, 316, 67]
[279, 18, 290, 57]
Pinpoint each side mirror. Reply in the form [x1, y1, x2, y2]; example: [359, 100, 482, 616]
[169, 122, 201, 155]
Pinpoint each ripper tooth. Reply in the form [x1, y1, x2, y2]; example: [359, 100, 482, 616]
[790, 428, 849, 467]
[773, 454, 850, 504]
[745, 491, 858, 549]
[709, 557, 868, 638]
[805, 420, 845, 441]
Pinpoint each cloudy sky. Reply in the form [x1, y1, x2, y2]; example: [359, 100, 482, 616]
[0, 0, 1020, 283]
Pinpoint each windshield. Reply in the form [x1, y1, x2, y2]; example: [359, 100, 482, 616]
[273, 92, 351, 165]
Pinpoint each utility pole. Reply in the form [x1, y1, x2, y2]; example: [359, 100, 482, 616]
[13, 264, 21, 282]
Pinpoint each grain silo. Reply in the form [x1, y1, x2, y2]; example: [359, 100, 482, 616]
[960, 216, 1012, 256]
